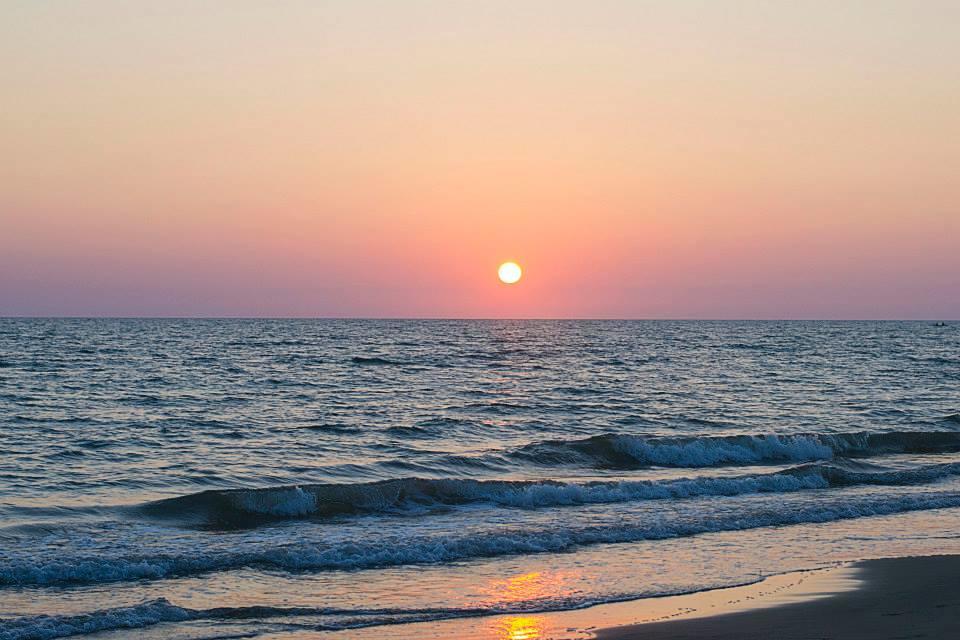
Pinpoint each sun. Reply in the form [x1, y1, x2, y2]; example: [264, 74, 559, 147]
[498, 262, 522, 284]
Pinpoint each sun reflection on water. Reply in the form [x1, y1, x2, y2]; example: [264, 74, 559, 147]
[480, 570, 575, 606]
[474, 571, 575, 640]
[490, 615, 547, 640]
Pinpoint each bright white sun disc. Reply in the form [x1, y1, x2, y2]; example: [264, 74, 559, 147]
[498, 262, 522, 284]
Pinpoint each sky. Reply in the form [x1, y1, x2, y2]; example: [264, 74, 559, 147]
[2, 1, 958, 318]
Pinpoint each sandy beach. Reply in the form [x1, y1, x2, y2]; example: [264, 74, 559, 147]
[307, 553, 956, 640]
[598, 554, 960, 640]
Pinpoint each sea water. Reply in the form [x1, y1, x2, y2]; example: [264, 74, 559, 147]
[1, 319, 959, 639]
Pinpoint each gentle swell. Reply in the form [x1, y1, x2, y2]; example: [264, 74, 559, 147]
[350, 356, 402, 366]
[135, 460, 960, 528]
[511, 430, 960, 469]
[5, 490, 960, 588]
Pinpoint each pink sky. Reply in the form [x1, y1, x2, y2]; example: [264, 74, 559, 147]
[2, 1, 958, 318]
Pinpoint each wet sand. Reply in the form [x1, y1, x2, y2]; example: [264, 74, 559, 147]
[597, 555, 960, 640]
[331, 561, 861, 640]
[302, 555, 956, 639]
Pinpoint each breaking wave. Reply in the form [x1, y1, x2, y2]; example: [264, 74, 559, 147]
[0, 600, 192, 640]
[134, 459, 960, 528]
[7, 489, 960, 589]
[511, 430, 960, 469]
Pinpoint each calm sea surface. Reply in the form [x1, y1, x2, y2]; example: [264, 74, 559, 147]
[2, 319, 959, 639]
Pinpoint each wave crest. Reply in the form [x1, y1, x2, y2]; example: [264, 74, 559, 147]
[135, 458, 960, 528]
[7, 491, 960, 588]
[511, 430, 960, 468]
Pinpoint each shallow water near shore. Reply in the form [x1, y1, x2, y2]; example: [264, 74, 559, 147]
[1, 319, 959, 639]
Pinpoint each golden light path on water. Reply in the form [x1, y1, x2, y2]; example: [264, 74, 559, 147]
[480, 571, 571, 640]
[490, 615, 547, 640]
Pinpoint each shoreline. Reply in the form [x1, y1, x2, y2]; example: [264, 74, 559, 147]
[336, 562, 861, 639]
[354, 554, 958, 639]
[596, 554, 960, 640]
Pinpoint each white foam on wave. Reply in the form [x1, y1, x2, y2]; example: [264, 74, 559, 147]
[232, 486, 317, 516]
[444, 471, 830, 507]
[140, 457, 960, 526]
[516, 430, 960, 468]
[610, 433, 835, 466]
[5, 490, 960, 589]
[0, 599, 190, 640]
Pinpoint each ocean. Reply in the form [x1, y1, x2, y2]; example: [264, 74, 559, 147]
[1, 319, 959, 639]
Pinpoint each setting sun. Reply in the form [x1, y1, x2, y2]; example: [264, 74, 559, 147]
[498, 262, 522, 285]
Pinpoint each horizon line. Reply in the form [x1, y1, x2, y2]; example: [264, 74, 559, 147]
[0, 316, 956, 322]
